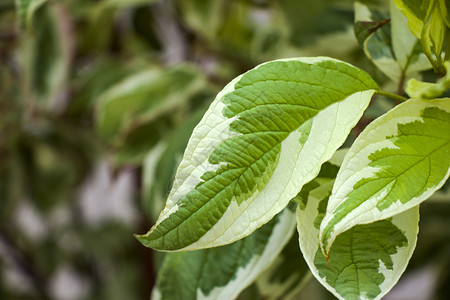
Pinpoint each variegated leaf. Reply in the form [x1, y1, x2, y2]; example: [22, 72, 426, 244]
[354, 1, 430, 83]
[136, 57, 378, 251]
[96, 65, 206, 164]
[406, 61, 450, 99]
[320, 98, 450, 255]
[254, 150, 347, 300]
[142, 107, 208, 221]
[152, 206, 296, 300]
[255, 231, 310, 300]
[297, 179, 419, 300]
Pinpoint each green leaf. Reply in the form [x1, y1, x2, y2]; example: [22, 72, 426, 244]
[152, 206, 297, 300]
[394, 0, 449, 73]
[100, 0, 160, 9]
[22, 4, 72, 111]
[297, 179, 419, 300]
[177, 0, 225, 41]
[136, 57, 378, 251]
[354, 2, 401, 82]
[406, 61, 450, 99]
[420, 0, 449, 72]
[390, 0, 431, 73]
[142, 107, 208, 221]
[15, 0, 47, 30]
[320, 98, 450, 255]
[393, 0, 428, 38]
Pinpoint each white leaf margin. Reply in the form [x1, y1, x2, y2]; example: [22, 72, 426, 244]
[320, 98, 450, 254]
[297, 180, 420, 300]
[147, 57, 376, 251]
[151, 206, 297, 300]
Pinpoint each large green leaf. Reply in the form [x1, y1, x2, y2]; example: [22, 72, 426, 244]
[297, 179, 419, 300]
[406, 61, 450, 99]
[136, 57, 378, 251]
[152, 206, 296, 300]
[320, 98, 450, 255]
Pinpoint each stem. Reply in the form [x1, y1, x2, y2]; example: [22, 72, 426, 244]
[375, 90, 408, 103]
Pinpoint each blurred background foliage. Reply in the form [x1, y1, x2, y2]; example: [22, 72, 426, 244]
[0, 0, 448, 299]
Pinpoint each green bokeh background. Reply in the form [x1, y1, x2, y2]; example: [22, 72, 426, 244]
[0, 0, 448, 299]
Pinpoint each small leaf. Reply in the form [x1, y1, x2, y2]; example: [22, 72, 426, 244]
[136, 57, 378, 251]
[22, 4, 72, 111]
[406, 61, 450, 99]
[390, 0, 431, 73]
[320, 98, 450, 254]
[393, 0, 429, 38]
[394, 0, 449, 73]
[152, 206, 297, 300]
[256, 231, 310, 300]
[297, 179, 419, 300]
[420, 0, 448, 72]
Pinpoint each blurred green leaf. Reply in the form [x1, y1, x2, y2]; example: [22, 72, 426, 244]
[96, 64, 207, 164]
[22, 4, 72, 112]
[394, 0, 450, 73]
[19, 120, 99, 211]
[15, 0, 48, 30]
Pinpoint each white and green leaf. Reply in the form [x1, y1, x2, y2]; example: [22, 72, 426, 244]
[254, 151, 347, 300]
[256, 232, 311, 300]
[297, 179, 419, 300]
[354, 2, 401, 82]
[394, 0, 449, 73]
[152, 206, 297, 300]
[320, 98, 450, 254]
[406, 61, 450, 99]
[142, 107, 208, 221]
[136, 57, 378, 251]
[390, 0, 431, 74]
[393, 0, 428, 38]
[354, 1, 430, 83]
